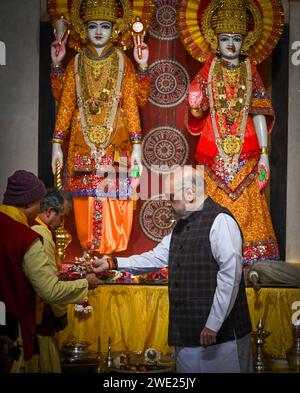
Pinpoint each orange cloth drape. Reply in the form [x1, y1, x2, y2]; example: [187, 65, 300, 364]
[73, 197, 133, 254]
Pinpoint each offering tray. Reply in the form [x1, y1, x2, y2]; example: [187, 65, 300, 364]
[109, 363, 172, 373]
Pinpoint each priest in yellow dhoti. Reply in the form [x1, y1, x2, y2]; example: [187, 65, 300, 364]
[50, 0, 151, 255]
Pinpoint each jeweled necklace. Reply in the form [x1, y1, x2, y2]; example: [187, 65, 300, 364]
[207, 57, 252, 174]
[75, 47, 125, 160]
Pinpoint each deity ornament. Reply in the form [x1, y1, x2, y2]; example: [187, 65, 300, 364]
[132, 16, 145, 59]
[54, 160, 72, 263]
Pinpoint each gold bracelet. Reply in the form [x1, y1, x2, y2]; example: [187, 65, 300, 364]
[52, 138, 63, 144]
[51, 63, 62, 68]
[260, 146, 268, 155]
[190, 106, 202, 115]
[139, 65, 148, 72]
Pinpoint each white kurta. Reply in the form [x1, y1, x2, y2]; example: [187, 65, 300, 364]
[117, 213, 253, 373]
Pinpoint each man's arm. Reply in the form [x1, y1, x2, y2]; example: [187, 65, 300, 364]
[23, 239, 91, 306]
[201, 213, 243, 346]
[31, 224, 68, 317]
[92, 234, 172, 275]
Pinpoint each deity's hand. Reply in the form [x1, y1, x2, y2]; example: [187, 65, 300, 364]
[91, 258, 110, 274]
[188, 84, 204, 118]
[130, 144, 143, 177]
[51, 143, 63, 175]
[51, 36, 68, 65]
[133, 34, 149, 67]
[258, 154, 270, 191]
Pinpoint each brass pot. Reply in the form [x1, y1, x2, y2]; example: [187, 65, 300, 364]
[61, 341, 91, 361]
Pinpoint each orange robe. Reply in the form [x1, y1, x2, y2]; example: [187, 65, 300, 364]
[52, 46, 151, 254]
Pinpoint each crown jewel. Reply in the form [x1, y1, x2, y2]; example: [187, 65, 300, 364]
[82, 0, 117, 23]
[215, 0, 247, 35]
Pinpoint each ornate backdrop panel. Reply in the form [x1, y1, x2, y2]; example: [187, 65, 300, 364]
[116, 0, 200, 258]
[47, 0, 274, 260]
[56, 0, 201, 260]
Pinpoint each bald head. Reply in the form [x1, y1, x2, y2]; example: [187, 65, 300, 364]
[165, 166, 205, 197]
[164, 166, 206, 218]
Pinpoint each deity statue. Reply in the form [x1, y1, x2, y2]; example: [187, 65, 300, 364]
[178, 0, 284, 264]
[49, 0, 151, 255]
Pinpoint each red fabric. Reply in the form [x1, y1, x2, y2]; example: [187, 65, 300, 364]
[0, 213, 40, 360]
[194, 116, 261, 165]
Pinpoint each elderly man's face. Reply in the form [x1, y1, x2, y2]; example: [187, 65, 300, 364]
[164, 172, 191, 219]
[164, 167, 205, 219]
[47, 200, 71, 231]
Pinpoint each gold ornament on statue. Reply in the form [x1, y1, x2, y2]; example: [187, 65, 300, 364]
[132, 16, 145, 60]
[178, 0, 284, 64]
[54, 160, 72, 263]
[202, 0, 261, 54]
[221, 135, 242, 155]
[82, 0, 117, 23]
[71, 0, 132, 43]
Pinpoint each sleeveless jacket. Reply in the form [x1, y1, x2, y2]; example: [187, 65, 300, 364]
[168, 197, 252, 346]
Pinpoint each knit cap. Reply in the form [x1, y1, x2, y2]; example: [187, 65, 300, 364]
[3, 170, 47, 206]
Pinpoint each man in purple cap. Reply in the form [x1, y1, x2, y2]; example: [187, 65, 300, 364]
[0, 170, 100, 372]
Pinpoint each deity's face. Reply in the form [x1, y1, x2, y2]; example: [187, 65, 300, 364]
[86, 20, 113, 48]
[218, 33, 243, 61]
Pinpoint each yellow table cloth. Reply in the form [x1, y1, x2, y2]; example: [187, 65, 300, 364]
[57, 285, 300, 359]
[246, 287, 300, 358]
[57, 284, 172, 355]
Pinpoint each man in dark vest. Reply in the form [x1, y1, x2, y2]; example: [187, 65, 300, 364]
[89, 166, 253, 373]
[0, 170, 100, 372]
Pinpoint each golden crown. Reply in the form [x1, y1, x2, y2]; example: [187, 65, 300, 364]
[215, 0, 247, 35]
[202, 0, 262, 54]
[82, 0, 117, 23]
[71, 0, 132, 43]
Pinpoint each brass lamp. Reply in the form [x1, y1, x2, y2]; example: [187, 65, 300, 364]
[251, 319, 271, 372]
[55, 160, 72, 263]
